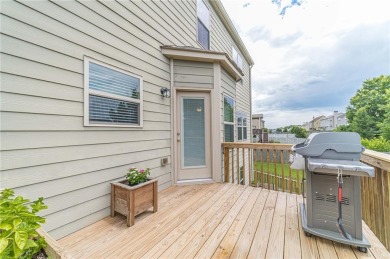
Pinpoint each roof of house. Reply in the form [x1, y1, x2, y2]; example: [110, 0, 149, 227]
[252, 114, 264, 119]
[310, 115, 326, 123]
[161, 45, 243, 80]
[210, 0, 255, 66]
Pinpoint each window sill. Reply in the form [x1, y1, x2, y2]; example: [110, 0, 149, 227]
[84, 123, 143, 128]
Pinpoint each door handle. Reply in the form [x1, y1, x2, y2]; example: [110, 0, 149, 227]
[177, 132, 181, 142]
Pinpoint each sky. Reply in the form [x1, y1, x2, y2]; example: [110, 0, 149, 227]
[221, 0, 390, 129]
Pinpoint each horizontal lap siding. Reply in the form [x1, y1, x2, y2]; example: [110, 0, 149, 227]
[0, 0, 188, 240]
[207, 0, 252, 141]
[173, 60, 214, 89]
[1, 0, 252, 240]
[220, 67, 250, 183]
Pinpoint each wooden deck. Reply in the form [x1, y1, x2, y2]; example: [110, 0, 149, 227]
[59, 183, 390, 258]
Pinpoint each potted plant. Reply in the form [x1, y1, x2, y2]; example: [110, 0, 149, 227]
[126, 168, 151, 186]
[0, 189, 67, 259]
[111, 168, 158, 227]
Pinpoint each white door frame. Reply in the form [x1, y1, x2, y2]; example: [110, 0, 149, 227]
[176, 91, 212, 183]
[170, 60, 222, 185]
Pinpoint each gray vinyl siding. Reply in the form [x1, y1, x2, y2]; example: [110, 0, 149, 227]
[220, 68, 250, 183]
[206, 0, 252, 140]
[0, 0, 251, 239]
[173, 60, 214, 89]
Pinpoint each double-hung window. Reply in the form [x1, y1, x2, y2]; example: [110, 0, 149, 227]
[232, 47, 243, 70]
[224, 95, 235, 142]
[84, 57, 143, 127]
[197, 0, 210, 49]
[237, 112, 248, 141]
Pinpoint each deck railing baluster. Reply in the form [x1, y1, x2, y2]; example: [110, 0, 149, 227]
[224, 147, 229, 183]
[266, 150, 271, 190]
[252, 149, 259, 187]
[260, 149, 264, 188]
[231, 148, 234, 184]
[236, 148, 240, 184]
[281, 150, 285, 192]
[288, 150, 292, 193]
[273, 149, 277, 190]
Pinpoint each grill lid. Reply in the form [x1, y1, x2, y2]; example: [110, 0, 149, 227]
[292, 132, 364, 160]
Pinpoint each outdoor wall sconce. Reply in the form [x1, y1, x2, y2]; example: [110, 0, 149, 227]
[160, 87, 171, 98]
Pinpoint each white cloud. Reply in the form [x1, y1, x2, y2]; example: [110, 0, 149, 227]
[221, 0, 390, 128]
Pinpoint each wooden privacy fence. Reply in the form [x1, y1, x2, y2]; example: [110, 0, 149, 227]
[222, 142, 390, 251]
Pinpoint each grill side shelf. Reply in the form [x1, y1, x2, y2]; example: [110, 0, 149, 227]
[307, 159, 375, 177]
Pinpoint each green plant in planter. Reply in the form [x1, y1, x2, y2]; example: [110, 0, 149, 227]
[0, 189, 48, 259]
[126, 168, 151, 186]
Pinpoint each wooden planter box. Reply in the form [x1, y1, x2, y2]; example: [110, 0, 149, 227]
[37, 228, 71, 258]
[111, 178, 158, 227]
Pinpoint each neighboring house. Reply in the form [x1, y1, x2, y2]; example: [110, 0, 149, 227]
[319, 111, 348, 131]
[310, 115, 326, 131]
[252, 113, 265, 129]
[302, 121, 310, 131]
[0, 0, 254, 239]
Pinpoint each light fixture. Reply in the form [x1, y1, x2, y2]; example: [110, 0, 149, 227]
[160, 87, 171, 98]
[196, 106, 202, 112]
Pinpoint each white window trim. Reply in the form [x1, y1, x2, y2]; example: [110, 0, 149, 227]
[237, 112, 248, 142]
[84, 57, 143, 128]
[196, 0, 210, 50]
[223, 94, 235, 142]
[232, 46, 243, 70]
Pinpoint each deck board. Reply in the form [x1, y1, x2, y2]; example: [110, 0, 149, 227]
[229, 189, 269, 259]
[284, 194, 302, 259]
[211, 188, 261, 258]
[177, 185, 249, 258]
[297, 195, 321, 259]
[247, 190, 278, 259]
[265, 191, 287, 259]
[59, 183, 390, 259]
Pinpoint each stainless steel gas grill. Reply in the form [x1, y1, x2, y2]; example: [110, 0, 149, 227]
[291, 132, 375, 253]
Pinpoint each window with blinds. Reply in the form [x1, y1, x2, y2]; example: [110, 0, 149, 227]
[224, 95, 235, 142]
[197, 0, 210, 49]
[84, 58, 143, 127]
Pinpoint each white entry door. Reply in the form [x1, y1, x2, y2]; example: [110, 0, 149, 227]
[176, 92, 212, 181]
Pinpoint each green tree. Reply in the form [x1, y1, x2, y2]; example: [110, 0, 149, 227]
[378, 88, 390, 139]
[361, 137, 390, 152]
[346, 75, 390, 139]
[290, 125, 308, 138]
[334, 125, 350, 132]
[276, 128, 283, 133]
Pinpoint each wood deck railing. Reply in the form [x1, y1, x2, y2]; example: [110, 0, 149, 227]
[222, 142, 390, 251]
[222, 143, 303, 193]
[360, 149, 390, 251]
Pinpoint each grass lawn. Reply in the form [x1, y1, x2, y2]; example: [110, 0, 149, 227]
[254, 161, 303, 179]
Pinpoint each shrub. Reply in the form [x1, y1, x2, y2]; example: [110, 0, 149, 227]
[361, 136, 390, 152]
[0, 189, 48, 258]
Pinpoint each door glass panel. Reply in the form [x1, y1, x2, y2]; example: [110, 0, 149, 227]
[182, 98, 206, 167]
